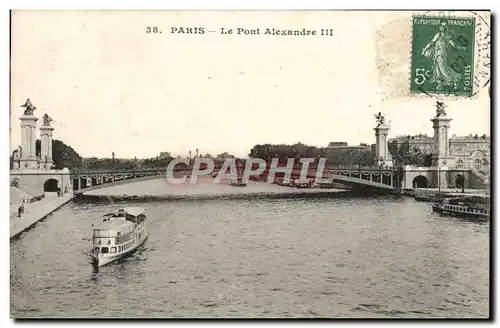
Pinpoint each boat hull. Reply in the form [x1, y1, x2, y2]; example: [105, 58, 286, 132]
[431, 204, 489, 219]
[439, 209, 489, 219]
[92, 234, 148, 267]
[431, 203, 442, 213]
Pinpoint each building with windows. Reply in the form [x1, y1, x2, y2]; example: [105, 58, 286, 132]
[158, 152, 172, 159]
[326, 141, 371, 151]
[449, 134, 490, 173]
[388, 134, 434, 155]
[388, 133, 490, 173]
[326, 141, 348, 148]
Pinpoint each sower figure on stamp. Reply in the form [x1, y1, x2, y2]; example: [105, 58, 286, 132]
[421, 22, 465, 91]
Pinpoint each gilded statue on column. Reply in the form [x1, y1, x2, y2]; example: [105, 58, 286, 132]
[21, 98, 36, 115]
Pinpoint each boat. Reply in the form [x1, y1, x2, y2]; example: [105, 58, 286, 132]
[274, 177, 287, 186]
[230, 178, 247, 187]
[414, 188, 440, 202]
[295, 179, 316, 189]
[431, 193, 490, 219]
[316, 182, 335, 189]
[431, 202, 443, 213]
[91, 207, 148, 267]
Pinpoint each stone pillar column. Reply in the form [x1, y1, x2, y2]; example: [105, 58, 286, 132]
[435, 166, 450, 190]
[19, 114, 38, 169]
[40, 120, 55, 168]
[373, 115, 393, 167]
[431, 103, 454, 167]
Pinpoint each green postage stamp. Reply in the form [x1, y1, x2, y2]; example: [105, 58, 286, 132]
[411, 16, 475, 97]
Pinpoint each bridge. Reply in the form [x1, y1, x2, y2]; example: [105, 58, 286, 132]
[64, 163, 488, 196]
[68, 165, 399, 194]
[71, 169, 163, 193]
[11, 101, 489, 201]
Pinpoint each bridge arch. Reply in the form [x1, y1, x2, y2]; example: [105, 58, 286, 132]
[412, 175, 429, 188]
[44, 178, 60, 192]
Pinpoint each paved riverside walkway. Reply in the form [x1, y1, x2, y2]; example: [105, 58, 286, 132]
[10, 194, 72, 239]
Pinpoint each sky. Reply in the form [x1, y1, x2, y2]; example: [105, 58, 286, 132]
[10, 10, 490, 159]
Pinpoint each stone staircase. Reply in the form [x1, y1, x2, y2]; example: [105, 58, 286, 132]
[470, 168, 489, 188]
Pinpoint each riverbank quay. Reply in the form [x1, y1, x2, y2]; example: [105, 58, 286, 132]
[10, 194, 72, 239]
[78, 179, 352, 202]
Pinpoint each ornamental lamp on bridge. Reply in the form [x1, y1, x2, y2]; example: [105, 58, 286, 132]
[62, 153, 69, 169]
[354, 154, 362, 167]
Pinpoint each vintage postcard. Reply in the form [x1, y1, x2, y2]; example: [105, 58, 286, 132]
[9, 10, 490, 319]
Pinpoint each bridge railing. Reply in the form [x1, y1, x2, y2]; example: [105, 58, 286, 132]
[70, 162, 397, 174]
[71, 170, 163, 192]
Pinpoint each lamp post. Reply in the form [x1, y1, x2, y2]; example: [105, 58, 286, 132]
[62, 153, 68, 169]
[438, 159, 447, 195]
[354, 154, 362, 168]
[462, 151, 466, 193]
[438, 165, 441, 195]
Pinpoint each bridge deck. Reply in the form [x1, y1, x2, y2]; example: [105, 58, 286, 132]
[72, 166, 397, 193]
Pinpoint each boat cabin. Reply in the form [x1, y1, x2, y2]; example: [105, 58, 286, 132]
[92, 207, 146, 255]
[439, 193, 490, 216]
[101, 207, 147, 224]
[442, 193, 490, 205]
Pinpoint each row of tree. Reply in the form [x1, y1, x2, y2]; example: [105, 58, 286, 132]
[387, 140, 432, 167]
[248, 143, 327, 159]
[248, 142, 375, 166]
[248, 140, 436, 168]
[81, 152, 238, 171]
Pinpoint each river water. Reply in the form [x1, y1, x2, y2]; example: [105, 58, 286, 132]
[10, 184, 489, 318]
